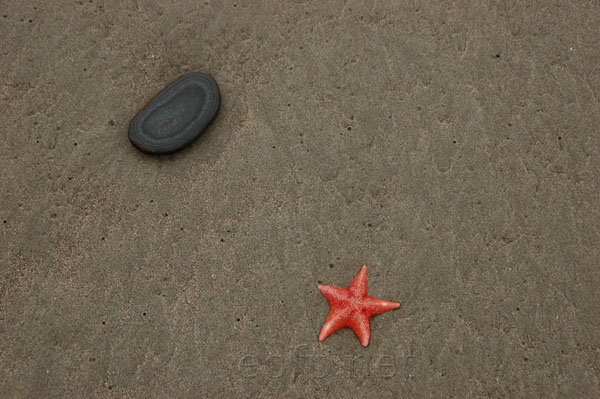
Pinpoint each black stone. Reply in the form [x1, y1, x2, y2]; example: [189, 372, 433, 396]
[129, 72, 220, 154]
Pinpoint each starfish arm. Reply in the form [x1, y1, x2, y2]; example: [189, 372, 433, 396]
[350, 313, 371, 347]
[347, 265, 368, 297]
[318, 284, 349, 305]
[318, 309, 347, 342]
[364, 296, 400, 316]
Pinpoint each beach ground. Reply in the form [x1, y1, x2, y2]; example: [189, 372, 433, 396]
[1, 1, 599, 397]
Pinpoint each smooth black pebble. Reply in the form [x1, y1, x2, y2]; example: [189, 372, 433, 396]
[129, 72, 220, 154]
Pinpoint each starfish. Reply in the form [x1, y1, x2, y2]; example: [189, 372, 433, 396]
[318, 265, 400, 347]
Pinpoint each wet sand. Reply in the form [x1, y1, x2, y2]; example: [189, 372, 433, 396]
[1, 1, 599, 397]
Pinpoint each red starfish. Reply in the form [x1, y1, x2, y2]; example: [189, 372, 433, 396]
[318, 265, 400, 347]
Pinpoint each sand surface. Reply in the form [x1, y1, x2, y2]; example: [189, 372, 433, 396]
[1, 1, 599, 397]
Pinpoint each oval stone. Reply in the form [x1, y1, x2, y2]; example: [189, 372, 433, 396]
[128, 72, 221, 154]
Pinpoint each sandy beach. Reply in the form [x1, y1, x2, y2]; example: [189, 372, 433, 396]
[1, 1, 599, 397]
